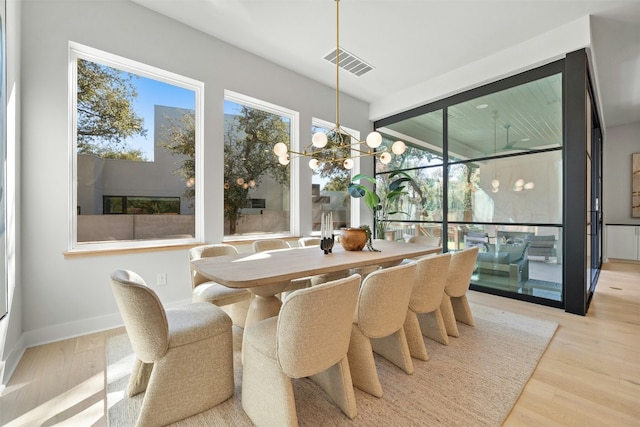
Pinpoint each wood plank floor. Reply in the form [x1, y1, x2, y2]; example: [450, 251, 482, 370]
[1, 261, 638, 426]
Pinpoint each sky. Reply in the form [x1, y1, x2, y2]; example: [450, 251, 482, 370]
[123, 74, 195, 161]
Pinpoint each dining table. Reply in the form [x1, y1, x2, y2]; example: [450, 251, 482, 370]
[190, 239, 441, 329]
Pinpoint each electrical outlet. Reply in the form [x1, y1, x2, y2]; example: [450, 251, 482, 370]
[157, 273, 167, 286]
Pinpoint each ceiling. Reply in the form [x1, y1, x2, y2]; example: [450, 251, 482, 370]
[130, 0, 640, 130]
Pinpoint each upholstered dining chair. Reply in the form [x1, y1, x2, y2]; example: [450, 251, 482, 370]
[403, 252, 452, 360]
[408, 235, 441, 246]
[110, 270, 234, 427]
[242, 274, 361, 426]
[252, 239, 310, 296]
[189, 244, 251, 327]
[348, 262, 417, 397]
[298, 236, 321, 247]
[440, 246, 480, 337]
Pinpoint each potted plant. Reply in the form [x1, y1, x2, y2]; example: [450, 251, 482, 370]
[348, 171, 422, 242]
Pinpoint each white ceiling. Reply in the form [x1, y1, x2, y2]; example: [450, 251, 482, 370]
[131, 0, 640, 129]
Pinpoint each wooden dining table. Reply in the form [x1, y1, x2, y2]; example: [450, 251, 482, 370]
[191, 239, 441, 328]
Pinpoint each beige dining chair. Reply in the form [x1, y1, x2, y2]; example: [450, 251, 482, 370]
[298, 236, 321, 247]
[242, 274, 361, 426]
[110, 270, 234, 427]
[252, 239, 310, 297]
[189, 244, 252, 327]
[403, 252, 452, 360]
[440, 246, 480, 337]
[347, 262, 417, 397]
[408, 235, 441, 246]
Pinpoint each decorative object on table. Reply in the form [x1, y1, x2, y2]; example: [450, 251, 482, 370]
[360, 224, 379, 252]
[339, 227, 368, 251]
[348, 171, 422, 239]
[320, 211, 334, 254]
[271, 0, 406, 170]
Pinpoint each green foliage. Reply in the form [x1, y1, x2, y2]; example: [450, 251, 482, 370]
[349, 171, 422, 238]
[162, 112, 196, 202]
[311, 130, 351, 190]
[76, 59, 147, 157]
[223, 105, 291, 234]
[359, 224, 379, 252]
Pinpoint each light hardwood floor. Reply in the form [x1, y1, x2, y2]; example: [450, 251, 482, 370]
[1, 262, 639, 426]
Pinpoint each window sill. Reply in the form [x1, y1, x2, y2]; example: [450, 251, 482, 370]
[63, 242, 205, 258]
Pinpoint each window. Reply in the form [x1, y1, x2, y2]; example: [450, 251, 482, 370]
[69, 43, 203, 251]
[375, 67, 564, 304]
[103, 196, 181, 215]
[223, 90, 298, 239]
[310, 118, 360, 233]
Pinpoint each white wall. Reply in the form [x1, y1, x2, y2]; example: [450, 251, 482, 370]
[603, 122, 640, 225]
[13, 0, 371, 358]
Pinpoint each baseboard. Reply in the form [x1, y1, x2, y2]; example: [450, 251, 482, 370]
[1, 333, 26, 388]
[22, 297, 192, 349]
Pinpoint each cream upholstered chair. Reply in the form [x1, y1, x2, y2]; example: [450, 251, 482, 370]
[348, 262, 417, 397]
[189, 244, 251, 327]
[242, 274, 361, 426]
[252, 238, 291, 252]
[403, 252, 452, 360]
[440, 246, 480, 337]
[298, 236, 321, 247]
[408, 235, 441, 246]
[253, 239, 310, 296]
[110, 270, 234, 427]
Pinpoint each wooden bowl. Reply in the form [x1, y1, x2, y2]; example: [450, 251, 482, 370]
[339, 228, 367, 251]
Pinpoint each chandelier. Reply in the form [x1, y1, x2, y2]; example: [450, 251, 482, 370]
[273, 0, 406, 170]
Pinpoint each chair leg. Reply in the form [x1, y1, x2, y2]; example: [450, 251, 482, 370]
[242, 337, 297, 427]
[451, 294, 475, 326]
[404, 310, 429, 361]
[440, 294, 460, 337]
[347, 326, 383, 397]
[126, 358, 153, 397]
[371, 329, 415, 375]
[309, 357, 358, 419]
[229, 298, 251, 328]
[417, 308, 450, 345]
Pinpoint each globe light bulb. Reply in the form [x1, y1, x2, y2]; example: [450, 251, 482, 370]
[491, 179, 500, 188]
[243, 183, 249, 189]
[278, 154, 290, 165]
[366, 131, 382, 148]
[515, 178, 525, 187]
[392, 140, 406, 154]
[236, 177, 245, 185]
[379, 152, 391, 164]
[273, 142, 288, 156]
[309, 158, 320, 170]
[312, 132, 328, 148]
[249, 180, 256, 187]
[491, 187, 499, 193]
[343, 158, 354, 169]
[524, 181, 535, 190]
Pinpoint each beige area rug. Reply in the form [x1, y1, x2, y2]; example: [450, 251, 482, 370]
[106, 304, 557, 426]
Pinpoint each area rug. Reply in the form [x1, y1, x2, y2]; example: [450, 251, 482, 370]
[106, 304, 557, 426]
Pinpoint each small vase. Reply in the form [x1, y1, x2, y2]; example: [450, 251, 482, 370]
[339, 228, 367, 251]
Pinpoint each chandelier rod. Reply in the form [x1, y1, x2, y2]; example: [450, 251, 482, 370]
[335, 0, 340, 129]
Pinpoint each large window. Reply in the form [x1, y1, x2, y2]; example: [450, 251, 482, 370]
[310, 118, 360, 233]
[375, 66, 564, 305]
[69, 43, 203, 251]
[223, 91, 298, 239]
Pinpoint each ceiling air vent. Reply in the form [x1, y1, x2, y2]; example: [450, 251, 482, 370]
[323, 47, 374, 77]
